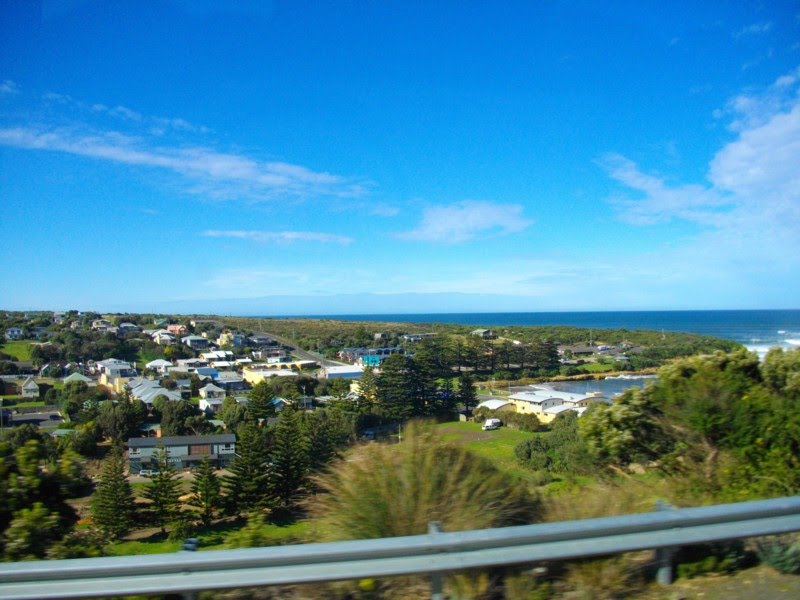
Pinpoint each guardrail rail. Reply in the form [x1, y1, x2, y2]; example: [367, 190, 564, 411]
[1, 496, 799, 599]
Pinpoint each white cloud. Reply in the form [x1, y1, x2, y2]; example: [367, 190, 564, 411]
[0, 126, 366, 201]
[397, 200, 532, 243]
[602, 65, 800, 276]
[734, 22, 773, 38]
[202, 230, 354, 244]
[599, 154, 730, 225]
[0, 80, 20, 95]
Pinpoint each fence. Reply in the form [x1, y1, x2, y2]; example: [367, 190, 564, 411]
[1, 496, 799, 599]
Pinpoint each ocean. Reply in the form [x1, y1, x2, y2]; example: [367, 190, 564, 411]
[278, 309, 800, 398]
[299, 309, 800, 358]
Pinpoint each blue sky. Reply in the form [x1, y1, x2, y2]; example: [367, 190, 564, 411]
[1, 1, 799, 315]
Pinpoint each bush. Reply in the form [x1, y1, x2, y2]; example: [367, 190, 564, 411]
[674, 541, 749, 579]
[308, 421, 539, 540]
[756, 534, 800, 574]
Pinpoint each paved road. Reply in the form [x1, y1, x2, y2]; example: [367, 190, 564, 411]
[253, 330, 346, 368]
[8, 410, 63, 427]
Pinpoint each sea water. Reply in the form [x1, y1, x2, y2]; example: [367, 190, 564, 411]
[300, 309, 800, 358]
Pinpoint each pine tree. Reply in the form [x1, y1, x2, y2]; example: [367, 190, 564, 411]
[248, 381, 276, 422]
[188, 458, 221, 526]
[458, 372, 477, 414]
[357, 366, 378, 411]
[90, 449, 136, 540]
[223, 423, 270, 515]
[143, 447, 181, 534]
[268, 408, 310, 509]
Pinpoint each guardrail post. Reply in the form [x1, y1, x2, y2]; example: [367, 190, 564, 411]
[654, 500, 676, 585]
[428, 521, 444, 600]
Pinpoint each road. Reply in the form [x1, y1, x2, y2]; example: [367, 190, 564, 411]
[8, 410, 63, 427]
[252, 330, 346, 368]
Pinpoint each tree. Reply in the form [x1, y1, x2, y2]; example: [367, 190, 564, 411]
[143, 447, 181, 534]
[357, 366, 378, 411]
[221, 396, 248, 431]
[188, 458, 221, 526]
[376, 354, 430, 419]
[268, 408, 310, 509]
[90, 449, 136, 540]
[96, 398, 141, 444]
[578, 388, 672, 466]
[3, 503, 62, 561]
[223, 423, 271, 515]
[458, 372, 477, 414]
[248, 381, 276, 422]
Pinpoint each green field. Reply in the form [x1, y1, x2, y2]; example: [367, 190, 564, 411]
[436, 421, 539, 483]
[1, 341, 33, 361]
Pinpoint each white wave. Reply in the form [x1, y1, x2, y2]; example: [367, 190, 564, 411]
[604, 374, 657, 380]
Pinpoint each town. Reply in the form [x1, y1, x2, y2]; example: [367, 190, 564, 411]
[0, 309, 798, 598]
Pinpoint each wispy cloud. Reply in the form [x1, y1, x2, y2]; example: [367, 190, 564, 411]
[599, 154, 730, 225]
[0, 80, 19, 95]
[602, 65, 800, 272]
[0, 125, 367, 201]
[202, 230, 354, 244]
[734, 22, 772, 38]
[396, 200, 532, 243]
[0, 90, 367, 202]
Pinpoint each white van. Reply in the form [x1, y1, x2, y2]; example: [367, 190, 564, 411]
[482, 418, 501, 431]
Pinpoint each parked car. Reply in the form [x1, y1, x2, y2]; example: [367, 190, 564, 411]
[482, 418, 501, 431]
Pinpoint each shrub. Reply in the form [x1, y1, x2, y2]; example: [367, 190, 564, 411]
[308, 421, 539, 541]
[756, 534, 800, 574]
[674, 541, 749, 579]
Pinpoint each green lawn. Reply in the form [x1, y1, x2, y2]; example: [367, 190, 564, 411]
[1, 341, 33, 361]
[106, 517, 311, 555]
[436, 421, 539, 483]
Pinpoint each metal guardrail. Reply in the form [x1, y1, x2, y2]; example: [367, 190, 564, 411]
[1, 496, 799, 599]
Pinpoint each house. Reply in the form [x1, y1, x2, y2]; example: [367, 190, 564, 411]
[216, 332, 245, 347]
[127, 378, 182, 406]
[167, 324, 188, 336]
[471, 329, 498, 340]
[322, 365, 364, 380]
[248, 335, 275, 347]
[95, 358, 137, 377]
[242, 368, 299, 386]
[475, 399, 516, 412]
[507, 388, 604, 423]
[20, 377, 39, 398]
[5, 327, 23, 340]
[200, 350, 234, 362]
[52, 312, 67, 324]
[91, 319, 113, 331]
[152, 331, 175, 345]
[118, 322, 140, 335]
[153, 318, 169, 327]
[127, 434, 236, 474]
[182, 335, 209, 350]
[215, 371, 245, 392]
[145, 359, 173, 375]
[63, 372, 94, 385]
[199, 397, 224, 414]
[199, 383, 225, 399]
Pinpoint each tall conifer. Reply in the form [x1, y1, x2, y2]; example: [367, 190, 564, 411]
[90, 449, 136, 540]
[143, 447, 181, 534]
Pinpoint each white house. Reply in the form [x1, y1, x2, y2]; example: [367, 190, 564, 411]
[5, 327, 23, 340]
[20, 377, 39, 398]
[322, 365, 365, 380]
[199, 397, 224, 414]
[145, 359, 174, 375]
